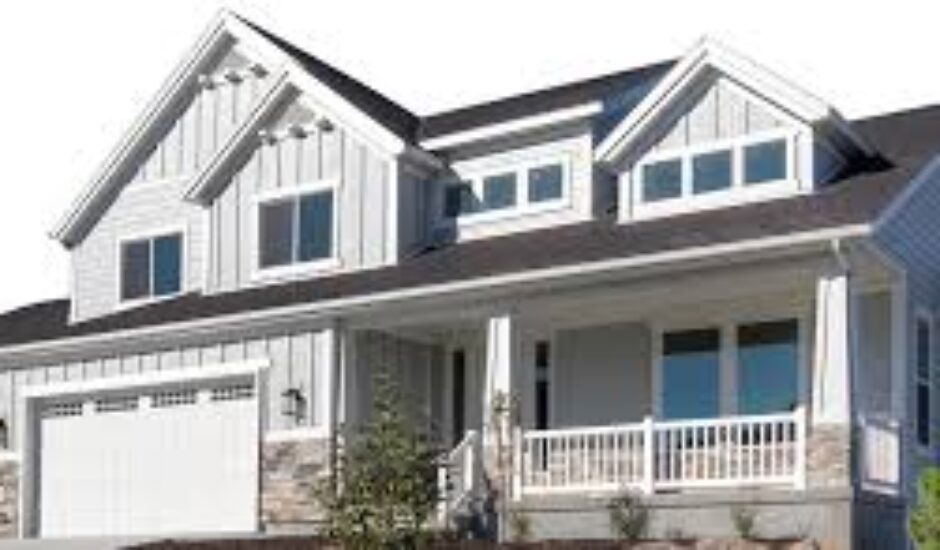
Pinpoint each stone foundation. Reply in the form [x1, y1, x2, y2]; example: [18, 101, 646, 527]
[806, 425, 851, 489]
[261, 437, 331, 531]
[0, 460, 15, 537]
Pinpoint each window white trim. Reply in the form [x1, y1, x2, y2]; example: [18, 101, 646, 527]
[626, 127, 799, 222]
[915, 308, 933, 453]
[250, 178, 342, 283]
[439, 152, 573, 228]
[651, 310, 807, 420]
[115, 224, 187, 309]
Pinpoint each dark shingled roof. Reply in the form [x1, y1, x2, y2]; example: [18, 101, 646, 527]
[1, 103, 938, 348]
[241, 17, 674, 145]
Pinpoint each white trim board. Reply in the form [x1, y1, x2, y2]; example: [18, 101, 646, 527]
[0, 223, 871, 365]
[421, 102, 603, 151]
[21, 358, 270, 399]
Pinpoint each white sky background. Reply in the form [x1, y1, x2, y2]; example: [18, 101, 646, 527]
[0, 0, 937, 314]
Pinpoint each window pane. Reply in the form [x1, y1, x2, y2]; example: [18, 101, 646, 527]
[662, 329, 720, 419]
[738, 320, 799, 414]
[744, 139, 787, 184]
[444, 182, 479, 217]
[918, 383, 930, 446]
[298, 191, 334, 262]
[917, 319, 931, 379]
[528, 164, 563, 203]
[692, 149, 732, 194]
[482, 173, 517, 210]
[153, 234, 181, 296]
[259, 199, 295, 268]
[121, 240, 151, 300]
[642, 159, 682, 202]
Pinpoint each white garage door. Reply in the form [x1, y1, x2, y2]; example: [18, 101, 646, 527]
[38, 380, 259, 537]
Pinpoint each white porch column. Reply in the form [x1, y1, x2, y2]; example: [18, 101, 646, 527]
[812, 269, 853, 425]
[483, 314, 515, 438]
[314, 324, 345, 437]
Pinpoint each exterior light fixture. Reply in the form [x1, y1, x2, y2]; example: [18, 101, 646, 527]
[281, 388, 306, 424]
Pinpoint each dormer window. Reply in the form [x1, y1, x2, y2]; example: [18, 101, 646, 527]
[255, 180, 337, 276]
[119, 232, 182, 302]
[634, 131, 794, 215]
[442, 157, 570, 222]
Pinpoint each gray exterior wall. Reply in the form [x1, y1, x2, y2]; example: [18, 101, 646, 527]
[856, 291, 894, 418]
[70, 43, 272, 322]
[206, 96, 395, 292]
[0, 327, 332, 447]
[875, 161, 940, 498]
[553, 322, 651, 428]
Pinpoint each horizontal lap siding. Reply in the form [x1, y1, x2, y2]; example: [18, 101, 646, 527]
[4, 328, 325, 451]
[875, 161, 940, 495]
[71, 44, 272, 322]
[207, 97, 392, 292]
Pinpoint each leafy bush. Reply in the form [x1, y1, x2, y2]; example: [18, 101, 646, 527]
[608, 492, 648, 541]
[730, 506, 758, 540]
[315, 374, 440, 549]
[911, 468, 940, 550]
[508, 509, 533, 542]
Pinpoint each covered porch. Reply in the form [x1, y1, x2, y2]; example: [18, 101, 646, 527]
[334, 238, 903, 507]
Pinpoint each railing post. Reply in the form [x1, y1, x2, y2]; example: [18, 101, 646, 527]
[794, 406, 807, 490]
[512, 426, 523, 502]
[437, 462, 449, 526]
[464, 432, 475, 494]
[642, 416, 655, 495]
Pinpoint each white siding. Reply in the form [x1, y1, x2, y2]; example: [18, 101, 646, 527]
[4, 328, 328, 450]
[70, 44, 271, 322]
[206, 98, 394, 292]
[553, 322, 651, 428]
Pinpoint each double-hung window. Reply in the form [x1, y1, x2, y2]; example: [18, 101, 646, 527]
[916, 314, 932, 448]
[737, 320, 799, 414]
[661, 329, 721, 420]
[120, 233, 182, 302]
[257, 184, 335, 271]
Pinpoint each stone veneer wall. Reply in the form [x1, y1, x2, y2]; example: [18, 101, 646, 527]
[806, 424, 851, 489]
[261, 437, 331, 531]
[0, 461, 16, 537]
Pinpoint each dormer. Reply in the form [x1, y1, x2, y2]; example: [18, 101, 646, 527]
[595, 38, 872, 222]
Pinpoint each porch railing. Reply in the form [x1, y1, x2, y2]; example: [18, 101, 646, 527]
[519, 408, 806, 495]
[436, 430, 479, 526]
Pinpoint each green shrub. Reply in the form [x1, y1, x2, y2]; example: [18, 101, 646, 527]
[609, 491, 648, 541]
[911, 468, 940, 550]
[315, 374, 440, 549]
[731, 506, 758, 540]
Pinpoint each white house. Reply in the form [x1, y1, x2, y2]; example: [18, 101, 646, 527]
[0, 10, 937, 548]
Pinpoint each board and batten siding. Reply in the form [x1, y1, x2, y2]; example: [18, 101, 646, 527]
[0, 328, 333, 451]
[70, 44, 272, 322]
[206, 97, 394, 292]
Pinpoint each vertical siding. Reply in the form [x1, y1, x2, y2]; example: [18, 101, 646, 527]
[2, 327, 327, 450]
[207, 98, 392, 293]
[70, 45, 272, 322]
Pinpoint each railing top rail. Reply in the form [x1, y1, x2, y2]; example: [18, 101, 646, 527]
[523, 423, 645, 439]
[447, 430, 478, 462]
[523, 410, 803, 440]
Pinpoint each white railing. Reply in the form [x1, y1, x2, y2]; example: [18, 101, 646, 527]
[520, 408, 806, 495]
[858, 414, 900, 495]
[436, 430, 479, 526]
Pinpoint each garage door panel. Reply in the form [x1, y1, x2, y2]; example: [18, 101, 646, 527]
[38, 381, 258, 537]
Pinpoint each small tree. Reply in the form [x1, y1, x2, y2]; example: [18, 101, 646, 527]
[317, 374, 440, 549]
[911, 468, 940, 550]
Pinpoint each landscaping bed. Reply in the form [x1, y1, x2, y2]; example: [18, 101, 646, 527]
[131, 536, 815, 549]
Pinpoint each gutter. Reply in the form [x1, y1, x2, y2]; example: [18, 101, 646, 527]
[0, 223, 871, 363]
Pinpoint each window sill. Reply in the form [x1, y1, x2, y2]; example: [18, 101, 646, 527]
[443, 197, 571, 229]
[115, 291, 184, 312]
[625, 179, 801, 222]
[250, 257, 342, 284]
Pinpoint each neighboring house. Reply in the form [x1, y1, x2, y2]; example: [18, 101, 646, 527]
[0, 10, 937, 548]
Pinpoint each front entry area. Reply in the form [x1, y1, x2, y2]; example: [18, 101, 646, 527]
[27, 364, 262, 538]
